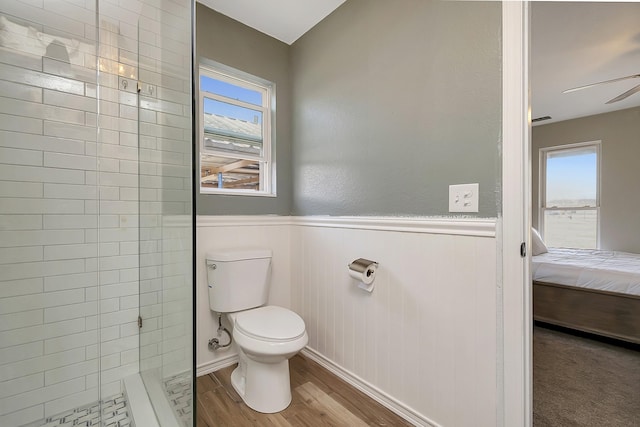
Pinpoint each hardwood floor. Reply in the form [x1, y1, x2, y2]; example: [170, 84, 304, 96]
[196, 354, 413, 426]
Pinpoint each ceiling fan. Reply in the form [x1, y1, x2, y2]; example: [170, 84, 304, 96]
[563, 73, 640, 104]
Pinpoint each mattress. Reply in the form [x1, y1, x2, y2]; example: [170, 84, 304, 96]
[532, 248, 640, 296]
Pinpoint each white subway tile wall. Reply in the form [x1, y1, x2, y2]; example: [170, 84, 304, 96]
[0, 0, 192, 425]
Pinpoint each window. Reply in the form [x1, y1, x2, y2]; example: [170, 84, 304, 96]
[539, 141, 600, 249]
[199, 61, 275, 195]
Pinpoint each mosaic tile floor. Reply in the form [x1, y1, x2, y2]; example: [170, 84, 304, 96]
[26, 394, 133, 427]
[164, 374, 192, 427]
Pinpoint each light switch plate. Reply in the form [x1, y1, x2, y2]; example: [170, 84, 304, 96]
[449, 183, 479, 213]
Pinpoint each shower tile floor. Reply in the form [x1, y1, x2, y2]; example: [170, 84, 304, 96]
[25, 394, 133, 427]
[164, 373, 192, 427]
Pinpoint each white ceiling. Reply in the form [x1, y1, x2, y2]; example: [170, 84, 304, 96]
[196, 0, 345, 45]
[196, 1, 640, 126]
[531, 2, 640, 125]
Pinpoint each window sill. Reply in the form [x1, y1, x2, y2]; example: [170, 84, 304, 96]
[200, 188, 277, 198]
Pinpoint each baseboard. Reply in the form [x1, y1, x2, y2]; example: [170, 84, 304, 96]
[196, 353, 239, 377]
[300, 348, 440, 427]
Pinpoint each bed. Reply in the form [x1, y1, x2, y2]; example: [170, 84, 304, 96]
[532, 248, 640, 344]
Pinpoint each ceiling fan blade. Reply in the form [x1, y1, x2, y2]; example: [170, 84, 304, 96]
[563, 74, 640, 93]
[605, 83, 640, 104]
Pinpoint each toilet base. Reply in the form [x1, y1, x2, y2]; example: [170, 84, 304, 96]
[231, 352, 292, 413]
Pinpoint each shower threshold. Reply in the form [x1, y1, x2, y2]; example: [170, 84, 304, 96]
[23, 393, 133, 427]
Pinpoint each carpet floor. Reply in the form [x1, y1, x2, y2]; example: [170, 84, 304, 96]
[533, 325, 640, 427]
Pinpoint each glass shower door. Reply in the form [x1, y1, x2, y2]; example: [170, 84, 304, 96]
[136, 0, 193, 426]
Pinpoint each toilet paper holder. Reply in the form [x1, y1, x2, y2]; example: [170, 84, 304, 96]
[348, 258, 378, 292]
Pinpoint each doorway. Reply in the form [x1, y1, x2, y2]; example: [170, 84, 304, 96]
[529, 2, 640, 426]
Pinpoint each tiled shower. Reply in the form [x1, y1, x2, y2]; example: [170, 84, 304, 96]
[0, 0, 193, 426]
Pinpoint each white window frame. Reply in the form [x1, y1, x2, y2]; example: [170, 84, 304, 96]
[539, 140, 601, 248]
[198, 59, 276, 196]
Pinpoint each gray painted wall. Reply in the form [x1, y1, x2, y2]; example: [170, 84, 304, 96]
[532, 107, 640, 253]
[290, 0, 502, 217]
[196, 4, 292, 215]
[196, 0, 502, 217]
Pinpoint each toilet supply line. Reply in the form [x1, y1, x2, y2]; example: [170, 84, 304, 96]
[208, 313, 232, 351]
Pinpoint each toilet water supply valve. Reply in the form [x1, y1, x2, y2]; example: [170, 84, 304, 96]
[208, 314, 232, 351]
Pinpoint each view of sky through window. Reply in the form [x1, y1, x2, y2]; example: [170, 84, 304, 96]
[201, 75, 262, 105]
[546, 149, 597, 206]
[542, 144, 599, 249]
[201, 75, 263, 124]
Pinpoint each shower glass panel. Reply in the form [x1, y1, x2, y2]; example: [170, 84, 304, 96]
[0, 1, 193, 426]
[135, 1, 193, 426]
[0, 2, 102, 424]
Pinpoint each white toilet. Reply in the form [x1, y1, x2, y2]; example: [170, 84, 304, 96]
[206, 249, 308, 413]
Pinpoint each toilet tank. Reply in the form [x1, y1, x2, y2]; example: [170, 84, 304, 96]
[206, 249, 272, 313]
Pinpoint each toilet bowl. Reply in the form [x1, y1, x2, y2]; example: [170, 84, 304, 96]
[228, 305, 308, 413]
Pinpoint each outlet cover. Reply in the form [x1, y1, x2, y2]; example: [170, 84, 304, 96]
[449, 183, 479, 213]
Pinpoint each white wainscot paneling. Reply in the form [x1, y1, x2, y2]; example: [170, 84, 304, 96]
[291, 218, 497, 427]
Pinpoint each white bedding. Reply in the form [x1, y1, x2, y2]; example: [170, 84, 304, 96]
[532, 248, 640, 296]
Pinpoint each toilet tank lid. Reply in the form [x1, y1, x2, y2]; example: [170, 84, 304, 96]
[206, 249, 272, 262]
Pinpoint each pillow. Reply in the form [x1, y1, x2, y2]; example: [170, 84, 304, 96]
[531, 228, 548, 256]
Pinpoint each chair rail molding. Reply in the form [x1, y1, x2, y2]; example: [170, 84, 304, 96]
[197, 215, 496, 237]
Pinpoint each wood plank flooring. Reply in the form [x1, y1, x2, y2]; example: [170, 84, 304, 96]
[196, 354, 413, 426]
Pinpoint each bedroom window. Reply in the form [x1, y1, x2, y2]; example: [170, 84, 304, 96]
[199, 60, 275, 195]
[540, 141, 600, 249]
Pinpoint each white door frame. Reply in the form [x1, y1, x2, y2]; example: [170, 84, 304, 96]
[501, 2, 531, 427]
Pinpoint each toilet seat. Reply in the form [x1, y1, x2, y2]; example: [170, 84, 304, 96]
[229, 305, 308, 359]
[234, 306, 306, 342]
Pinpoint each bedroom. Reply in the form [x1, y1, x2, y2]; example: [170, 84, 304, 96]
[530, 2, 640, 425]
